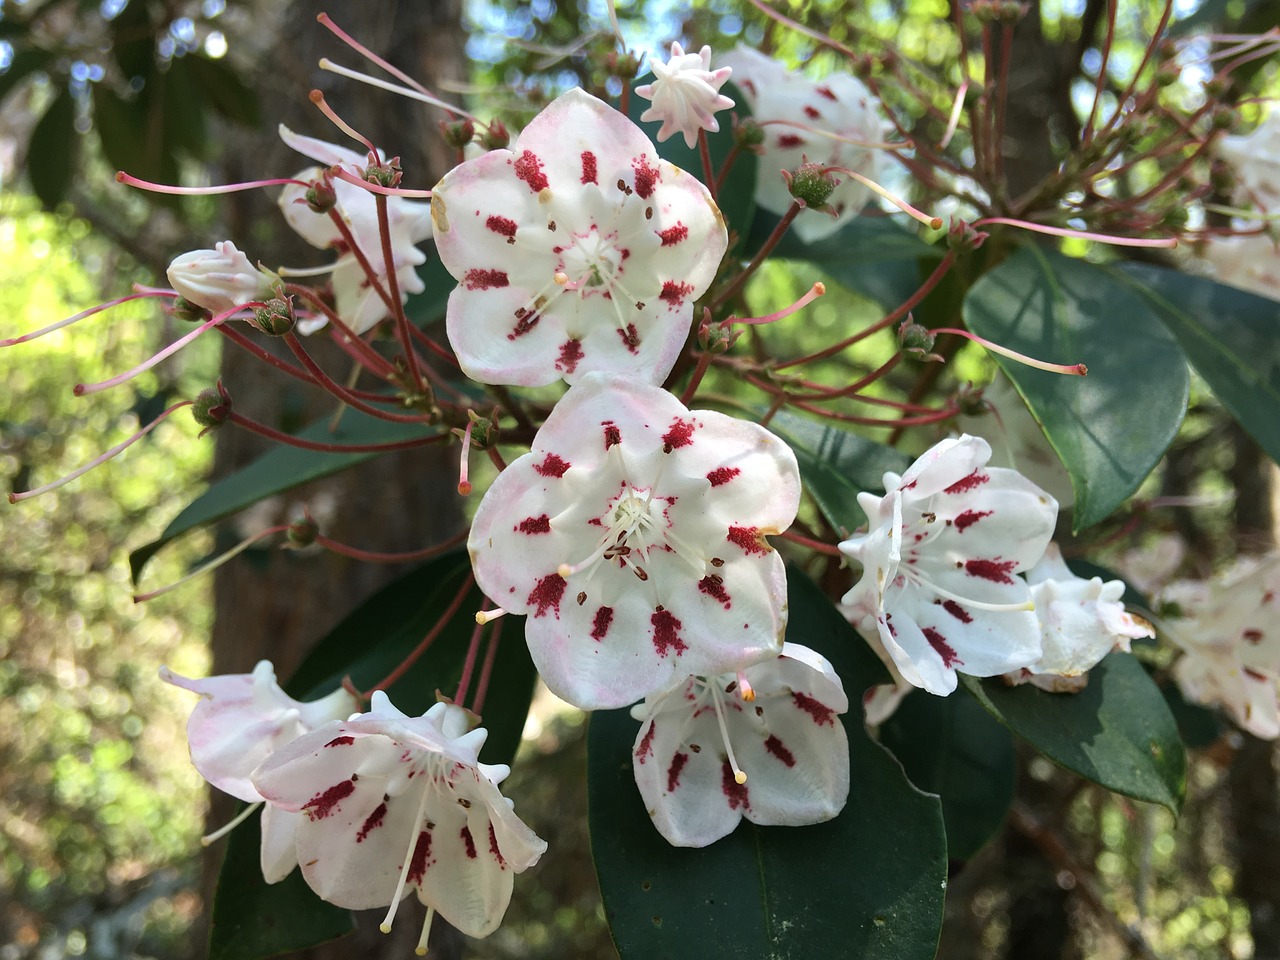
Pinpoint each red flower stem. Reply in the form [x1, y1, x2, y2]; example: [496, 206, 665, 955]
[375, 193, 427, 393]
[776, 250, 955, 370]
[778, 528, 844, 556]
[487, 446, 508, 472]
[469, 616, 504, 717]
[454, 600, 489, 706]
[680, 349, 716, 405]
[217, 325, 321, 387]
[490, 384, 535, 433]
[711, 200, 803, 310]
[789, 399, 958, 427]
[326, 206, 398, 318]
[781, 354, 902, 402]
[226, 410, 445, 452]
[698, 130, 718, 205]
[364, 571, 475, 696]
[406, 322, 462, 368]
[745, 0, 855, 58]
[1093, 1, 1173, 143]
[286, 285, 398, 378]
[314, 527, 468, 564]
[713, 142, 742, 196]
[284, 334, 435, 423]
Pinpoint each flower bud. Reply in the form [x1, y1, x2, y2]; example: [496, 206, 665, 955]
[698, 317, 741, 354]
[191, 386, 231, 433]
[947, 218, 989, 253]
[364, 158, 403, 188]
[167, 241, 272, 315]
[953, 383, 988, 417]
[305, 179, 337, 214]
[479, 118, 510, 151]
[287, 516, 319, 548]
[782, 162, 838, 212]
[734, 117, 766, 152]
[251, 297, 296, 336]
[440, 117, 476, 150]
[898, 320, 942, 363]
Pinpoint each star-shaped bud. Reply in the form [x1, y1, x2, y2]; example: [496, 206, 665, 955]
[277, 126, 434, 334]
[430, 88, 728, 387]
[468, 371, 800, 710]
[1160, 556, 1280, 739]
[1217, 111, 1280, 214]
[636, 42, 735, 149]
[252, 693, 546, 947]
[719, 46, 887, 243]
[630, 643, 849, 847]
[840, 434, 1058, 696]
[1002, 544, 1154, 691]
[167, 241, 274, 314]
[160, 661, 358, 881]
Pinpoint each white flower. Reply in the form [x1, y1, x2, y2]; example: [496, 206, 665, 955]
[720, 46, 886, 243]
[467, 372, 800, 710]
[252, 693, 546, 946]
[631, 643, 849, 847]
[430, 88, 728, 387]
[1199, 233, 1280, 302]
[277, 126, 434, 334]
[1218, 111, 1280, 214]
[839, 435, 1058, 696]
[860, 629, 914, 725]
[636, 42, 735, 149]
[166, 241, 273, 314]
[160, 661, 358, 882]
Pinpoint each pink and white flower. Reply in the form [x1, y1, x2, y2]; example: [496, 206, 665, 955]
[1200, 233, 1280, 302]
[252, 692, 546, 947]
[1002, 544, 1154, 691]
[277, 126, 434, 334]
[1217, 111, 1280, 214]
[430, 88, 728, 387]
[166, 241, 274, 314]
[160, 660, 359, 882]
[630, 643, 849, 847]
[839, 435, 1058, 696]
[720, 46, 886, 243]
[636, 42, 735, 149]
[468, 372, 800, 710]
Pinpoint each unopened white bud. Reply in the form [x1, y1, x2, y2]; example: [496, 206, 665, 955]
[167, 241, 272, 314]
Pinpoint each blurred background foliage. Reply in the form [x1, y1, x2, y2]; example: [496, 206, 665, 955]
[3, 0, 1280, 957]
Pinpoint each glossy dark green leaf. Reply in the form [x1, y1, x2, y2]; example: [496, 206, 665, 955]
[878, 689, 1016, 861]
[93, 81, 181, 209]
[1114, 262, 1280, 467]
[209, 554, 537, 960]
[961, 652, 1186, 812]
[403, 255, 456, 328]
[162, 55, 209, 159]
[129, 408, 440, 582]
[28, 88, 76, 210]
[625, 78, 757, 248]
[964, 247, 1189, 530]
[589, 568, 945, 960]
[764, 409, 909, 536]
[183, 53, 262, 128]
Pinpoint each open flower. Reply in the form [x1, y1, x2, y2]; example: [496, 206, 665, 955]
[840, 435, 1058, 696]
[720, 46, 886, 243]
[277, 126, 434, 334]
[631, 642, 849, 847]
[468, 372, 800, 710]
[167, 241, 274, 314]
[1200, 233, 1280, 302]
[636, 42, 735, 149]
[430, 88, 727, 387]
[1217, 111, 1280, 214]
[160, 660, 358, 881]
[1002, 544, 1154, 691]
[252, 693, 546, 947]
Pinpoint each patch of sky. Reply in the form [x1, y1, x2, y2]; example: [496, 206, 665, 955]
[170, 17, 197, 46]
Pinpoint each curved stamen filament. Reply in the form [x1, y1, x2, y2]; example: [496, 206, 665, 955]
[415, 905, 436, 956]
[201, 801, 262, 846]
[902, 569, 1036, 614]
[380, 781, 434, 934]
[2, 291, 173, 347]
[710, 683, 747, 785]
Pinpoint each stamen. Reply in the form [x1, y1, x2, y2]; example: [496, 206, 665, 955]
[1, 291, 173, 347]
[973, 217, 1179, 249]
[457, 419, 475, 496]
[475, 608, 508, 625]
[309, 89, 381, 160]
[732, 282, 825, 325]
[318, 58, 486, 128]
[328, 164, 433, 199]
[276, 262, 340, 279]
[133, 523, 289, 602]
[380, 781, 433, 934]
[736, 671, 756, 702]
[824, 165, 942, 229]
[10, 400, 193, 503]
[931, 327, 1088, 376]
[201, 801, 262, 846]
[115, 171, 310, 195]
[902, 570, 1036, 614]
[415, 905, 435, 956]
[940, 80, 969, 150]
[710, 684, 747, 785]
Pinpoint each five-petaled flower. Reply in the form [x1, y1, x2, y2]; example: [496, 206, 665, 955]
[636, 42, 736, 149]
[840, 434, 1058, 696]
[252, 692, 546, 949]
[160, 660, 359, 882]
[468, 371, 800, 710]
[631, 642, 849, 847]
[719, 46, 886, 243]
[277, 125, 434, 334]
[430, 88, 728, 387]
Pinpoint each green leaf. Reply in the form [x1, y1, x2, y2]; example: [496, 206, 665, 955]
[588, 568, 945, 960]
[625, 78, 757, 248]
[745, 213, 941, 307]
[183, 53, 263, 128]
[162, 56, 209, 159]
[963, 247, 1189, 530]
[878, 689, 1016, 861]
[960, 653, 1186, 812]
[209, 554, 537, 960]
[403, 255, 457, 328]
[129, 408, 439, 582]
[92, 80, 181, 209]
[1114, 262, 1280, 466]
[764, 409, 910, 536]
[28, 88, 76, 210]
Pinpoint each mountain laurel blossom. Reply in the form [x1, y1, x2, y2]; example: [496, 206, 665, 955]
[430, 88, 728, 387]
[160, 661, 359, 882]
[277, 125, 433, 334]
[1200, 233, 1280, 302]
[1002, 544, 1154, 692]
[636, 42, 735, 149]
[630, 642, 849, 847]
[840, 435, 1058, 696]
[166, 241, 274, 314]
[719, 46, 885, 243]
[252, 692, 546, 948]
[468, 372, 800, 710]
[1217, 110, 1280, 214]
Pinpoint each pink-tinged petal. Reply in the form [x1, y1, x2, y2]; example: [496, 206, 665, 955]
[260, 805, 302, 884]
[279, 124, 371, 168]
